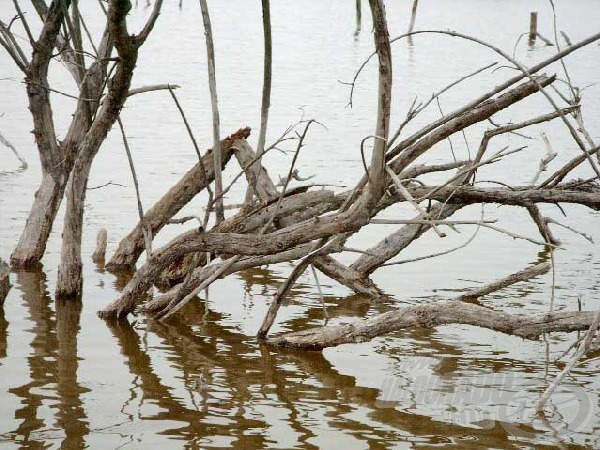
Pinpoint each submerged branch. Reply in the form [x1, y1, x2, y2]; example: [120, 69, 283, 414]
[268, 302, 599, 350]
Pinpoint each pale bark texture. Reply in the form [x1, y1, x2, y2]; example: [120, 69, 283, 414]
[92, 229, 108, 264]
[106, 128, 250, 271]
[268, 303, 600, 350]
[11, 2, 69, 267]
[3, 0, 164, 298]
[57, 0, 151, 298]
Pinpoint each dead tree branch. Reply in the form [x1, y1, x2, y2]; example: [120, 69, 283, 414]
[268, 302, 600, 351]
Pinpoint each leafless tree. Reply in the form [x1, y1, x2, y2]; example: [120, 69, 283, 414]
[1, 0, 164, 297]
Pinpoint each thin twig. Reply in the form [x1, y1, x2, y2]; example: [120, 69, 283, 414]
[310, 264, 329, 323]
[0, 130, 28, 170]
[536, 311, 600, 412]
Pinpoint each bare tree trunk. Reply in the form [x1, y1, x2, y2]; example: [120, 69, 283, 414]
[56, 158, 93, 298]
[10, 3, 68, 268]
[11, 169, 69, 266]
[359, 0, 392, 212]
[55, 0, 162, 297]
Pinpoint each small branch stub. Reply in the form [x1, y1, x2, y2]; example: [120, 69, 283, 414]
[529, 12, 538, 45]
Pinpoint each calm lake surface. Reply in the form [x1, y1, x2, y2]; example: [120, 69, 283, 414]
[1, 0, 600, 448]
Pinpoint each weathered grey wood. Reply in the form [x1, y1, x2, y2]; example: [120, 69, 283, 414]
[359, 0, 391, 213]
[99, 190, 350, 318]
[233, 140, 279, 203]
[351, 203, 464, 275]
[244, 0, 272, 205]
[199, 0, 225, 224]
[0, 258, 10, 304]
[11, 172, 69, 266]
[10, 3, 69, 267]
[454, 262, 551, 301]
[158, 188, 332, 287]
[10, 7, 113, 269]
[99, 177, 600, 319]
[407, 0, 418, 34]
[388, 76, 556, 176]
[92, 228, 108, 264]
[104, 75, 550, 300]
[253, 0, 394, 339]
[97, 40, 600, 322]
[106, 128, 250, 271]
[529, 12, 538, 44]
[57, 1, 145, 298]
[312, 255, 382, 298]
[402, 184, 600, 210]
[268, 302, 600, 350]
[144, 243, 317, 315]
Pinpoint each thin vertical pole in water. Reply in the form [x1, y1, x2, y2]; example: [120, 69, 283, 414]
[199, 0, 225, 224]
[355, 0, 362, 34]
[408, 0, 418, 33]
[529, 11, 538, 45]
[407, 0, 419, 45]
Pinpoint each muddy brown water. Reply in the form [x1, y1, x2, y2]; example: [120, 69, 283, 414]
[1, 0, 600, 448]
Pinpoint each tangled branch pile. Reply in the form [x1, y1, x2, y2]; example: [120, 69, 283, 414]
[97, 1, 600, 351]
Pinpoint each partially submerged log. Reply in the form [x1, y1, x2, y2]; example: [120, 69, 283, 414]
[267, 261, 558, 349]
[267, 301, 600, 350]
[106, 127, 251, 271]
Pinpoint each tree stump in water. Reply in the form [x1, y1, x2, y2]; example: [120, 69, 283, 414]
[0, 258, 10, 304]
[92, 228, 108, 264]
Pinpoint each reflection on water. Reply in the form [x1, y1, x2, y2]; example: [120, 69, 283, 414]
[4, 270, 88, 449]
[0, 267, 598, 449]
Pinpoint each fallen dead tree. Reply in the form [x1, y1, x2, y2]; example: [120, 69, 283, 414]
[98, 0, 599, 369]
